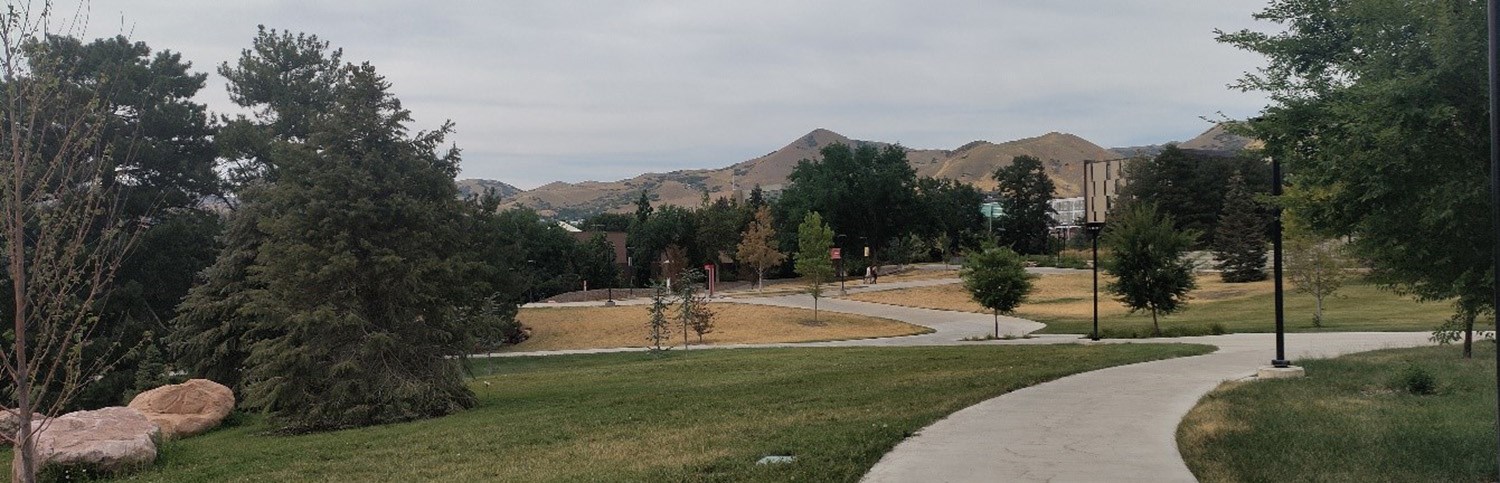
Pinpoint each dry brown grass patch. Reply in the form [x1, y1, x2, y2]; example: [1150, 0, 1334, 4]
[844, 273, 1276, 321]
[508, 303, 929, 351]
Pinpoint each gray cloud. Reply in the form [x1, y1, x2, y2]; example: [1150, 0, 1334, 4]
[81, 0, 1273, 188]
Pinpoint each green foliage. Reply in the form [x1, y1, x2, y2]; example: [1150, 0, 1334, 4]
[1116, 146, 1270, 248]
[992, 155, 1057, 254]
[779, 143, 918, 271]
[581, 212, 633, 232]
[578, 233, 620, 290]
[961, 247, 1034, 336]
[795, 212, 835, 320]
[1393, 364, 1438, 396]
[1212, 171, 1268, 283]
[10, 34, 223, 411]
[1105, 204, 1198, 336]
[913, 176, 986, 260]
[173, 30, 504, 432]
[1219, 0, 1492, 356]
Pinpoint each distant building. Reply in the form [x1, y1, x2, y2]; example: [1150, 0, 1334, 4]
[1050, 197, 1084, 228]
[569, 231, 629, 268]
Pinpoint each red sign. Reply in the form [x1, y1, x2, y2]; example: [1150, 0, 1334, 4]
[830, 248, 842, 260]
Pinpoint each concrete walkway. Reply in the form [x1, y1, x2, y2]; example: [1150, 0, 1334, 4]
[506, 276, 1438, 482]
[860, 331, 1434, 482]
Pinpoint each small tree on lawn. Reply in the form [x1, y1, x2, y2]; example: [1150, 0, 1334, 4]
[1213, 171, 1268, 283]
[674, 268, 715, 345]
[646, 283, 673, 351]
[795, 212, 835, 322]
[1105, 204, 1198, 336]
[961, 246, 1034, 338]
[737, 206, 785, 291]
[1285, 221, 1350, 327]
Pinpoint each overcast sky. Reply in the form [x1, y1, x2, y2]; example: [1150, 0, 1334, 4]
[70, 1, 1273, 189]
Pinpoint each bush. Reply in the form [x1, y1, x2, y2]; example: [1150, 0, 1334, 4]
[1393, 365, 1438, 395]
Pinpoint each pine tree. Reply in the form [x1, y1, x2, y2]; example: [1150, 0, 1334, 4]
[1212, 172, 1268, 283]
[174, 34, 503, 431]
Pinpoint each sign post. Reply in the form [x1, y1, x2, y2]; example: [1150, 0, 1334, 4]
[704, 264, 716, 298]
[830, 248, 844, 295]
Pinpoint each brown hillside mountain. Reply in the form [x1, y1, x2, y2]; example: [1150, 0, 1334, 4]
[455, 178, 522, 199]
[500, 129, 1116, 218]
[1178, 123, 1262, 153]
[1112, 123, 1262, 158]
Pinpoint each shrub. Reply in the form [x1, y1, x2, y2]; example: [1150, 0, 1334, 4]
[1393, 365, 1437, 395]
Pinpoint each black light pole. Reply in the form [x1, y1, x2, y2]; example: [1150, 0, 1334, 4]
[1486, 0, 1500, 471]
[1086, 222, 1104, 341]
[1271, 154, 1289, 368]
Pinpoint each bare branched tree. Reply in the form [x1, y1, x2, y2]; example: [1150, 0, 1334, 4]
[1, 2, 143, 481]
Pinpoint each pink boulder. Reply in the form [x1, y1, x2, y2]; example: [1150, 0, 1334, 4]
[127, 379, 235, 439]
[20, 406, 159, 473]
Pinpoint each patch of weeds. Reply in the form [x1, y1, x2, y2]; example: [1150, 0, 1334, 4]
[1095, 324, 1233, 339]
[1390, 364, 1438, 395]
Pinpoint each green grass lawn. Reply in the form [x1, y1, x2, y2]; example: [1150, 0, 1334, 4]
[60, 344, 1211, 482]
[1033, 282, 1471, 337]
[1178, 343, 1497, 482]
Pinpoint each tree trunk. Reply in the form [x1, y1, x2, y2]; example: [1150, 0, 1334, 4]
[756, 269, 764, 292]
[1313, 293, 1324, 327]
[1463, 312, 1474, 359]
[1151, 309, 1161, 337]
[10, 206, 36, 483]
[814, 296, 819, 323]
[994, 311, 1000, 338]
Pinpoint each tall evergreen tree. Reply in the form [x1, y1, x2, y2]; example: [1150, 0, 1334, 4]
[992, 155, 1056, 255]
[1212, 172, 1268, 283]
[175, 31, 501, 431]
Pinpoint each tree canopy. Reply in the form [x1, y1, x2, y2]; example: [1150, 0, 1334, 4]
[992, 155, 1056, 254]
[960, 246, 1033, 337]
[1219, 0, 1492, 354]
[1105, 204, 1198, 336]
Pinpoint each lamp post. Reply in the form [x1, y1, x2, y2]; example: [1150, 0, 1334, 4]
[1271, 156, 1289, 368]
[1085, 222, 1105, 341]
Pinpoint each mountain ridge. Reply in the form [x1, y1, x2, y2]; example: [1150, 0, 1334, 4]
[484, 125, 1251, 219]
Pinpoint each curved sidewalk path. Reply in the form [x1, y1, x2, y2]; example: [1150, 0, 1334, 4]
[509, 278, 1435, 482]
[861, 331, 1433, 482]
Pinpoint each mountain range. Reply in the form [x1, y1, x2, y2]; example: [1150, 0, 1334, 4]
[465, 125, 1246, 219]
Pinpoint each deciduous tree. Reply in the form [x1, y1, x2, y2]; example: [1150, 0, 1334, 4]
[961, 247, 1034, 337]
[1219, 0, 1491, 357]
[737, 206, 785, 291]
[795, 212, 835, 322]
[1105, 205, 1198, 336]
